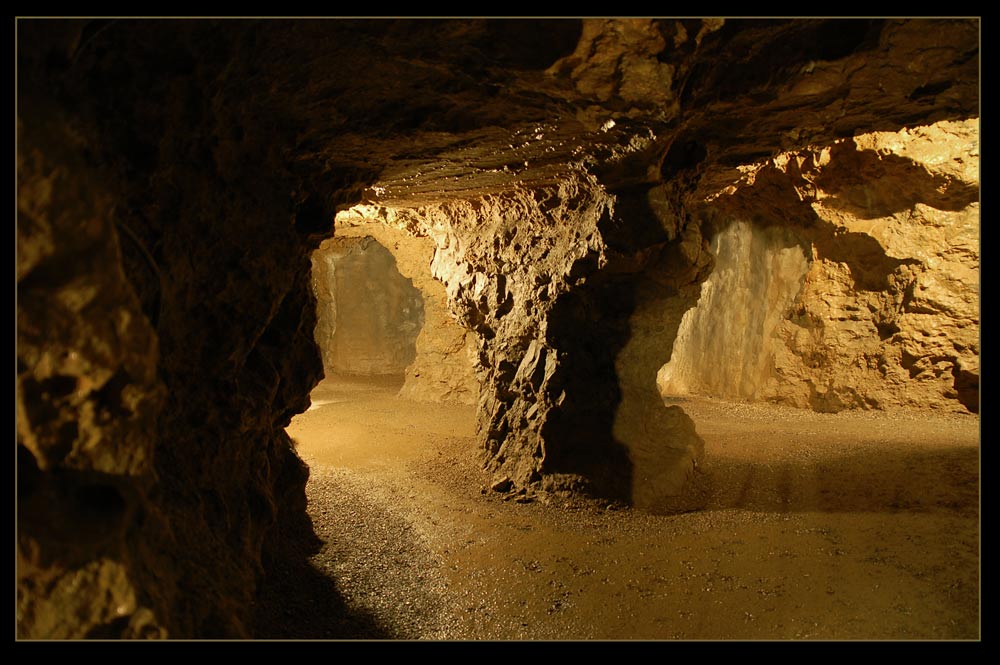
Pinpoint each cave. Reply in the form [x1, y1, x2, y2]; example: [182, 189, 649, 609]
[16, 18, 979, 640]
[311, 235, 424, 379]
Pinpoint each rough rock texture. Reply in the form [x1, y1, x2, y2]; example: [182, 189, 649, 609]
[333, 218, 480, 405]
[659, 221, 813, 400]
[18, 21, 331, 638]
[310, 236, 424, 377]
[672, 119, 979, 413]
[331, 173, 710, 502]
[17, 18, 978, 638]
[17, 92, 168, 640]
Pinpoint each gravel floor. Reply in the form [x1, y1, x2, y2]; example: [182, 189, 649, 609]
[255, 377, 980, 641]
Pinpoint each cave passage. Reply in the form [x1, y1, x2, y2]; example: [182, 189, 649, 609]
[16, 17, 978, 640]
[311, 235, 424, 382]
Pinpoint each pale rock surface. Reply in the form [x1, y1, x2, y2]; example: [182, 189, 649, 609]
[310, 236, 424, 377]
[659, 220, 810, 400]
[673, 119, 979, 413]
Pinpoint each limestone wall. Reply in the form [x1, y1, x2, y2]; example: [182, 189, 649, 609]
[659, 220, 810, 400]
[667, 119, 979, 413]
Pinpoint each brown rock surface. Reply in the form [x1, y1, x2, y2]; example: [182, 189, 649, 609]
[670, 119, 979, 413]
[310, 236, 424, 377]
[16, 18, 978, 638]
[17, 94, 169, 640]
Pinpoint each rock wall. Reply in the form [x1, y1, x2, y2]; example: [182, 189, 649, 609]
[658, 220, 811, 400]
[336, 168, 714, 507]
[17, 21, 340, 638]
[689, 119, 979, 413]
[310, 236, 424, 377]
[17, 18, 978, 638]
[17, 89, 168, 640]
[334, 220, 480, 405]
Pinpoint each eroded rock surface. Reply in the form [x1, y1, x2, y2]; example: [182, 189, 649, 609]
[17, 95, 168, 640]
[668, 119, 979, 413]
[311, 236, 424, 377]
[17, 18, 978, 638]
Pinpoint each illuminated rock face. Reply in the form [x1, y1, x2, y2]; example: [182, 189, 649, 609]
[17, 19, 978, 637]
[311, 236, 424, 377]
[659, 220, 811, 401]
[668, 120, 980, 413]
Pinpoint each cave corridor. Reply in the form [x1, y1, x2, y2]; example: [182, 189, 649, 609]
[16, 17, 979, 640]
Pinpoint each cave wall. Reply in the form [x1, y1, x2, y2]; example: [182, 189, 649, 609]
[17, 17, 978, 638]
[335, 177, 633, 495]
[17, 88, 169, 639]
[691, 119, 979, 413]
[333, 218, 480, 405]
[17, 21, 343, 638]
[310, 236, 424, 377]
[658, 220, 811, 400]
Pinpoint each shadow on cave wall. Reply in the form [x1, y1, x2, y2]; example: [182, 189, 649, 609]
[807, 222, 921, 292]
[535, 174, 711, 505]
[313, 235, 425, 378]
[813, 141, 980, 220]
[713, 144, 972, 294]
[540, 274, 637, 501]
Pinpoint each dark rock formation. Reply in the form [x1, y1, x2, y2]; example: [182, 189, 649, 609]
[16, 18, 978, 637]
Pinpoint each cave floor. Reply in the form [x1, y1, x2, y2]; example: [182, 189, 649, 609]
[273, 375, 980, 641]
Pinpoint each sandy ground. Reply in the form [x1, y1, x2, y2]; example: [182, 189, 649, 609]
[274, 375, 980, 641]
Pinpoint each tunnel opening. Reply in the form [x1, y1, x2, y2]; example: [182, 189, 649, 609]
[292, 228, 481, 461]
[273, 226, 481, 638]
[309, 235, 424, 386]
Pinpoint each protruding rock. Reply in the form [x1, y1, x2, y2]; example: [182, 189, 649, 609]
[491, 477, 514, 493]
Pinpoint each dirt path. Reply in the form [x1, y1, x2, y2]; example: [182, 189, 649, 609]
[279, 375, 980, 640]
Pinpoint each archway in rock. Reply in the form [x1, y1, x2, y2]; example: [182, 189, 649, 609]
[311, 236, 423, 380]
[308, 224, 481, 405]
[280, 230, 483, 638]
[293, 228, 480, 469]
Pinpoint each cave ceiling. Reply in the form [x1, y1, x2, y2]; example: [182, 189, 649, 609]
[42, 18, 979, 212]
